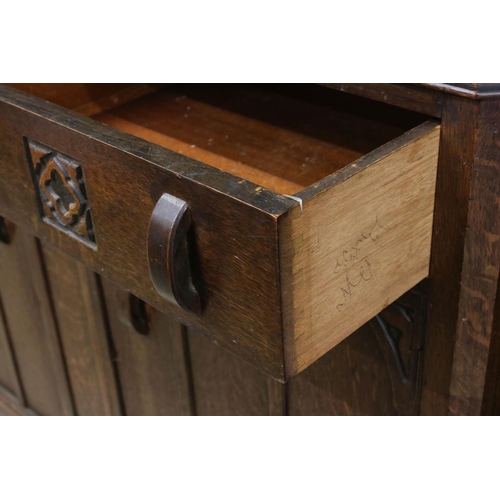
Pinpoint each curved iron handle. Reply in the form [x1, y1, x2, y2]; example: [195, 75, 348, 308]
[147, 193, 202, 314]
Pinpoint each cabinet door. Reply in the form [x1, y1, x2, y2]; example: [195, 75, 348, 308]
[0, 227, 73, 415]
[43, 246, 121, 416]
[288, 287, 428, 416]
[0, 224, 121, 416]
[102, 281, 194, 416]
[188, 330, 285, 416]
[0, 293, 23, 404]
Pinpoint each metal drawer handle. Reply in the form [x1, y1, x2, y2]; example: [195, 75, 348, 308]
[147, 193, 202, 314]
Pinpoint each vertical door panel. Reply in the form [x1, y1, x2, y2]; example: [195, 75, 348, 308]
[188, 330, 284, 416]
[102, 280, 193, 416]
[43, 246, 122, 416]
[0, 226, 73, 415]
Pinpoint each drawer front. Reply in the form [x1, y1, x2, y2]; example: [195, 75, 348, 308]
[0, 85, 295, 381]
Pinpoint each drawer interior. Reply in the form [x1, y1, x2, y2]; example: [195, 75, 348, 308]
[93, 84, 428, 195]
[12, 83, 428, 196]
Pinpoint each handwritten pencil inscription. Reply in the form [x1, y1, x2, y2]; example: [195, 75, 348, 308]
[335, 216, 389, 312]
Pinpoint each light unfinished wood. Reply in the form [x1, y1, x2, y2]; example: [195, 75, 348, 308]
[280, 122, 440, 377]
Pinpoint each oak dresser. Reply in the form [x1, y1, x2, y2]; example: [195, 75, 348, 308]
[0, 83, 498, 415]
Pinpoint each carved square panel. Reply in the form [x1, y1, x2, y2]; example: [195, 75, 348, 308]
[25, 139, 96, 247]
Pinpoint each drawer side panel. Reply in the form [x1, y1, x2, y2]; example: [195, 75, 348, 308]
[280, 123, 440, 377]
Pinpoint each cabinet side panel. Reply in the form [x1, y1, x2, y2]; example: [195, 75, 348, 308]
[43, 245, 122, 416]
[0, 227, 74, 415]
[281, 124, 439, 377]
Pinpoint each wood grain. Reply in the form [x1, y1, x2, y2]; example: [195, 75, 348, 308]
[43, 245, 122, 416]
[96, 84, 421, 195]
[0, 84, 291, 380]
[280, 122, 440, 377]
[420, 98, 479, 415]
[288, 288, 427, 415]
[102, 281, 193, 416]
[0, 295, 23, 401]
[0, 84, 441, 382]
[423, 83, 500, 99]
[0, 227, 74, 415]
[322, 83, 443, 117]
[482, 276, 500, 414]
[7, 84, 165, 116]
[288, 322, 399, 415]
[0, 385, 36, 416]
[98, 116, 304, 195]
[447, 100, 500, 415]
[188, 329, 274, 416]
[2, 83, 499, 415]
[267, 378, 287, 416]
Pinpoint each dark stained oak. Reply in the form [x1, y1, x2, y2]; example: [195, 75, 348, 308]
[482, 278, 500, 415]
[0, 385, 36, 416]
[288, 322, 399, 415]
[288, 288, 427, 416]
[423, 83, 500, 99]
[267, 378, 287, 416]
[0, 84, 437, 381]
[0, 84, 299, 381]
[419, 97, 479, 415]
[419, 98, 500, 415]
[8, 83, 165, 116]
[322, 83, 443, 117]
[43, 245, 122, 416]
[148, 193, 202, 314]
[0, 226, 74, 416]
[2, 83, 500, 415]
[446, 99, 500, 415]
[188, 329, 275, 416]
[0, 296, 23, 402]
[102, 281, 193, 416]
[0, 84, 292, 380]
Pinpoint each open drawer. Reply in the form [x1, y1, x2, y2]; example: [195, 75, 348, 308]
[0, 84, 439, 381]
